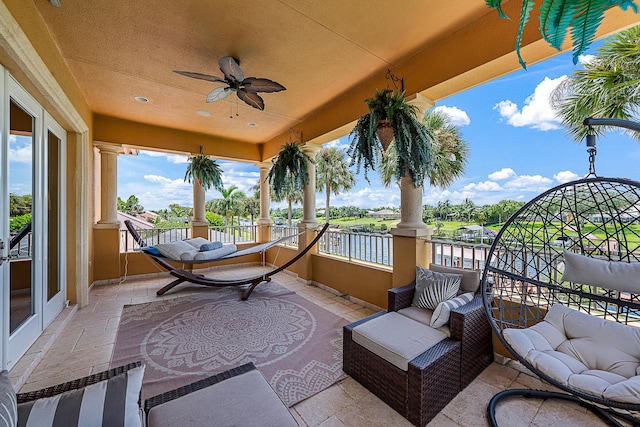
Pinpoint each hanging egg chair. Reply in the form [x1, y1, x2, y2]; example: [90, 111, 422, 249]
[481, 118, 640, 426]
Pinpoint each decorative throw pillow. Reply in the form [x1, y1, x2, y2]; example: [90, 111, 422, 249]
[413, 266, 462, 310]
[154, 241, 198, 261]
[17, 365, 145, 427]
[562, 250, 640, 293]
[199, 241, 223, 252]
[183, 237, 211, 250]
[0, 370, 17, 427]
[430, 292, 474, 328]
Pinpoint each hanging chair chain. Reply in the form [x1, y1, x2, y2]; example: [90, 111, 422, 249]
[586, 128, 597, 178]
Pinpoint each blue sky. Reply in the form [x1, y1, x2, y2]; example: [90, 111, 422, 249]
[116, 39, 640, 212]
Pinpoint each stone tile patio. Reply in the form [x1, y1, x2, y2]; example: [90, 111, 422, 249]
[8, 264, 613, 426]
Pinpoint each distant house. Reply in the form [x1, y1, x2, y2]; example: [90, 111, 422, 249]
[369, 209, 400, 220]
[455, 225, 497, 243]
[117, 211, 154, 231]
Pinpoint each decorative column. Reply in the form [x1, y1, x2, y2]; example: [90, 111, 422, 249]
[296, 143, 321, 282]
[256, 161, 273, 243]
[95, 144, 120, 225]
[93, 143, 122, 282]
[391, 93, 435, 288]
[190, 179, 209, 239]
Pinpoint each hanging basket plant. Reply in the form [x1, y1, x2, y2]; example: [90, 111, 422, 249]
[267, 141, 314, 199]
[184, 153, 224, 191]
[348, 88, 433, 187]
[485, 0, 638, 68]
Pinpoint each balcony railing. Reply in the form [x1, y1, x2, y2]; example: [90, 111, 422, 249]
[318, 229, 393, 267]
[270, 226, 299, 247]
[209, 225, 257, 244]
[9, 231, 32, 259]
[120, 225, 258, 252]
[423, 238, 491, 270]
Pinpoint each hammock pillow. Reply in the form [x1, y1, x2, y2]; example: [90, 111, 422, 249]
[155, 241, 199, 261]
[199, 241, 223, 251]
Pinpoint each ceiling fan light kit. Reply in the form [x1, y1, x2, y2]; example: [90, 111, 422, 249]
[174, 56, 286, 112]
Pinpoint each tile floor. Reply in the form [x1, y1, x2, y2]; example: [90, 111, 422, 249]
[8, 264, 618, 426]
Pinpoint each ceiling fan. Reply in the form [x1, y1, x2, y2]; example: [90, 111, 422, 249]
[174, 56, 286, 111]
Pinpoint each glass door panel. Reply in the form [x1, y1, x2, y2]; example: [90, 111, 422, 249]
[8, 99, 35, 334]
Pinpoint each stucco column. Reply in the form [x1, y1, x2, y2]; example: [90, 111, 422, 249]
[256, 162, 273, 243]
[191, 180, 209, 238]
[95, 143, 120, 225]
[300, 144, 320, 227]
[296, 144, 320, 282]
[93, 143, 121, 282]
[397, 175, 427, 229]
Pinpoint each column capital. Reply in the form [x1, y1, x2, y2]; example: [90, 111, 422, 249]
[94, 141, 122, 154]
[405, 93, 435, 117]
[300, 143, 322, 156]
[255, 161, 273, 171]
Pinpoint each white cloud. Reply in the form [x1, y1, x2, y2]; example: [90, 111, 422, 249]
[578, 54, 595, 65]
[9, 135, 32, 164]
[504, 175, 553, 192]
[144, 174, 173, 183]
[494, 76, 567, 131]
[554, 170, 579, 183]
[325, 139, 350, 152]
[433, 105, 471, 126]
[140, 150, 188, 164]
[488, 168, 516, 181]
[463, 181, 502, 192]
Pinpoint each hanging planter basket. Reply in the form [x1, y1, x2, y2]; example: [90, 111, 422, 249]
[376, 119, 394, 151]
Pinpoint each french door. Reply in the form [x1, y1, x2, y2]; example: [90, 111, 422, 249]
[0, 72, 66, 370]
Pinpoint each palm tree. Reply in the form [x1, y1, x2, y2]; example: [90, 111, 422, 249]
[270, 174, 303, 227]
[184, 154, 224, 191]
[210, 185, 243, 225]
[315, 147, 356, 224]
[551, 26, 640, 141]
[380, 109, 470, 188]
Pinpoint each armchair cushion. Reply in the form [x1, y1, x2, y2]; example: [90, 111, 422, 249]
[412, 266, 461, 310]
[0, 370, 17, 427]
[17, 365, 145, 427]
[352, 312, 447, 371]
[428, 264, 480, 294]
[397, 306, 451, 336]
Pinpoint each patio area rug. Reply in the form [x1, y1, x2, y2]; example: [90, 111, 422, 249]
[110, 283, 346, 406]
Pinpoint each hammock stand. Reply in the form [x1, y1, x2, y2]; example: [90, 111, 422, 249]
[482, 118, 640, 426]
[125, 220, 329, 299]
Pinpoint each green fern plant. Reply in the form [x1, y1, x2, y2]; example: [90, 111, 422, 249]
[348, 88, 434, 187]
[267, 142, 313, 199]
[184, 154, 224, 191]
[486, 0, 638, 68]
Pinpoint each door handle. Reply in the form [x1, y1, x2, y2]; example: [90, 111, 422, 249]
[0, 239, 4, 266]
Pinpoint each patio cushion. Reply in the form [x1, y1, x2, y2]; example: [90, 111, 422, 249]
[412, 267, 461, 310]
[183, 237, 211, 250]
[154, 241, 199, 261]
[146, 369, 298, 427]
[17, 365, 145, 427]
[428, 264, 480, 294]
[352, 312, 447, 371]
[397, 306, 450, 336]
[199, 241, 223, 251]
[192, 244, 237, 261]
[562, 250, 640, 293]
[504, 304, 640, 403]
[0, 370, 17, 427]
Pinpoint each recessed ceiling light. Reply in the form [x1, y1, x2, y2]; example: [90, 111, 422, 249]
[247, 122, 257, 127]
[197, 110, 212, 117]
[134, 96, 149, 103]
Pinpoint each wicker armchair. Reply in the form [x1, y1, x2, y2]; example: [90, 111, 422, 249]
[388, 277, 493, 388]
[343, 266, 493, 427]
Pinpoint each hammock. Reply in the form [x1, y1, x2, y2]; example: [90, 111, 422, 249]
[124, 220, 329, 299]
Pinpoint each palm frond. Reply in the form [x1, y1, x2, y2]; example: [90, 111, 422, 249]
[184, 155, 224, 191]
[515, 0, 536, 69]
[267, 142, 313, 199]
[485, 0, 509, 19]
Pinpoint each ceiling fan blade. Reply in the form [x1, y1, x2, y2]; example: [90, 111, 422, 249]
[242, 77, 286, 93]
[174, 70, 226, 83]
[206, 87, 233, 103]
[218, 57, 244, 83]
[237, 90, 264, 111]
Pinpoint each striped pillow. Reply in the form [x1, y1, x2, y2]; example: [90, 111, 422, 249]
[430, 292, 474, 328]
[17, 365, 144, 427]
[0, 370, 17, 427]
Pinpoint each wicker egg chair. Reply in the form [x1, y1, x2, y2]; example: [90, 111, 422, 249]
[481, 118, 640, 427]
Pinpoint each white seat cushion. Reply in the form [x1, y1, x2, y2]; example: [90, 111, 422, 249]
[397, 307, 451, 336]
[352, 312, 447, 371]
[504, 304, 640, 403]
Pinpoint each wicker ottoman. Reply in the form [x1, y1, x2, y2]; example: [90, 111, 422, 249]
[344, 312, 461, 427]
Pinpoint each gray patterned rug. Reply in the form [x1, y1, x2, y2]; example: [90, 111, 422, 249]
[110, 283, 346, 406]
